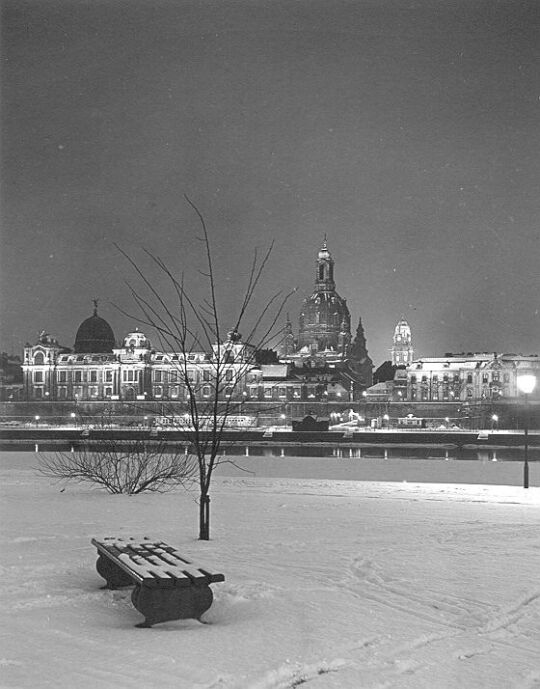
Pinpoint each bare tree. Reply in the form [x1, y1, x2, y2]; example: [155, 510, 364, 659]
[37, 440, 197, 494]
[116, 196, 293, 539]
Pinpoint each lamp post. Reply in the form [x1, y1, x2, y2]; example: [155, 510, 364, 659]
[517, 374, 536, 489]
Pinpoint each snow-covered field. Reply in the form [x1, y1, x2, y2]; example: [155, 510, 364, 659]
[1, 451, 539, 689]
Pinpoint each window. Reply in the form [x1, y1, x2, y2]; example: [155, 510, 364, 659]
[203, 370, 211, 382]
[123, 370, 136, 382]
[467, 374, 473, 384]
[58, 387, 67, 399]
[34, 352, 45, 365]
[482, 374, 488, 383]
[58, 371, 67, 383]
[264, 387, 273, 399]
[154, 370, 163, 383]
[90, 386, 99, 398]
[225, 369, 233, 381]
[433, 375, 438, 382]
[467, 388, 473, 398]
[225, 386, 233, 397]
[105, 370, 113, 382]
[421, 376, 427, 382]
[154, 385, 163, 397]
[279, 387, 287, 397]
[104, 387, 112, 397]
[90, 370, 98, 383]
[34, 371, 43, 383]
[249, 386, 258, 398]
[170, 386, 179, 398]
[202, 386, 211, 397]
[410, 375, 416, 384]
[293, 387, 301, 398]
[34, 387, 43, 398]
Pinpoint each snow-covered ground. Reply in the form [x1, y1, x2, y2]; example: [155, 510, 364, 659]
[1, 451, 539, 689]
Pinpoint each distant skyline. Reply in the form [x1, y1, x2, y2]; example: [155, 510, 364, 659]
[1, 0, 539, 366]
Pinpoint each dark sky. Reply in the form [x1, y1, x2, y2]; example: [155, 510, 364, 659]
[2, 0, 539, 365]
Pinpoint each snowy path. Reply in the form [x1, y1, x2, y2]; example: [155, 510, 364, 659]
[1, 452, 539, 688]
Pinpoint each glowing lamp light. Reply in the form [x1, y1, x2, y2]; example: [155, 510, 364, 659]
[517, 375, 536, 395]
[491, 414, 498, 422]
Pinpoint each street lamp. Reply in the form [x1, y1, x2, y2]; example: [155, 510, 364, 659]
[491, 414, 498, 430]
[517, 374, 536, 489]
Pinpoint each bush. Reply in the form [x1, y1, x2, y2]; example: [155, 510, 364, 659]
[37, 440, 197, 494]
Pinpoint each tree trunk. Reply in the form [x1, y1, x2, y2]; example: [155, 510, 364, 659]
[199, 493, 210, 540]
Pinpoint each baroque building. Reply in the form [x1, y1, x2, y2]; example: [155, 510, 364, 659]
[278, 239, 372, 386]
[22, 308, 253, 403]
[295, 238, 351, 359]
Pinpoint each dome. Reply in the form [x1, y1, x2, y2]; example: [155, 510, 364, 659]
[74, 306, 115, 353]
[123, 330, 151, 349]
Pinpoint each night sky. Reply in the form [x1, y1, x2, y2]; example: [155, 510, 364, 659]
[2, 0, 539, 365]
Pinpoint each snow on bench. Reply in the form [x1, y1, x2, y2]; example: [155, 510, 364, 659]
[91, 536, 225, 627]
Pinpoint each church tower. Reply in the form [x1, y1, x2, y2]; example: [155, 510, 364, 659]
[391, 318, 414, 366]
[296, 238, 351, 358]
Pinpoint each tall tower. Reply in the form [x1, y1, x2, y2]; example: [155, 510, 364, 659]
[391, 318, 414, 366]
[296, 238, 351, 357]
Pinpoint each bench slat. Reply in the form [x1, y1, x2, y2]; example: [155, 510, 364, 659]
[124, 544, 195, 582]
[92, 538, 224, 588]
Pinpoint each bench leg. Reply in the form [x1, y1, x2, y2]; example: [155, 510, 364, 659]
[95, 553, 133, 589]
[131, 584, 214, 628]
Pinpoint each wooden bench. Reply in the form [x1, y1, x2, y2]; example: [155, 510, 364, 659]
[91, 537, 225, 627]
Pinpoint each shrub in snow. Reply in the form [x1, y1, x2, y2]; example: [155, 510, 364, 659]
[36, 440, 197, 494]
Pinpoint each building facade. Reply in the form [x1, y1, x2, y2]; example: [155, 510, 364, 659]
[402, 353, 540, 402]
[22, 310, 255, 404]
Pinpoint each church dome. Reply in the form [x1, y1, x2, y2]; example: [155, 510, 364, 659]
[74, 305, 115, 353]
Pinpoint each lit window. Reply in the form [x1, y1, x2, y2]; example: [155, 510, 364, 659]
[202, 386, 211, 397]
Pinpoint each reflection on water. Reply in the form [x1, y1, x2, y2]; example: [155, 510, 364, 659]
[227, 445, 540, 463]
[3, 442, 539, 464]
